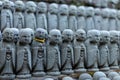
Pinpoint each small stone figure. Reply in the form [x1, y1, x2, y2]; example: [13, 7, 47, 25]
[116, 10, 120, 30]
[37, 2, 47, 30]
[101, 8, 110, 30]
[61, 29, 74, 75]
[85, 30, 100, 71]
[68, 5, 77, 32]
[109, 31, 119, 70]
[74, 29, 86, 72]
[11, 28, 19, 44]
[86, 7, 95, 31]
[46, 29, 61, 76]
[98, 31, 110, 71]
[14, 0, 25, 29]
[9, 1, 14, 13]
[101, 0, 108, 8]
[93, 0, 101, 7]
[79, 73, 93, 80]
[94, 8, 102, 30]
[93, 71, 106, 80]
[25, 1, 36, 30]
[62, 76, 74, 80]
[48, 3, 58, 31]
[32, 28, 48, 77]
[77, 6, 86, 30]
[16, 28, 32, 79]
[108, 71, 119, 80]
[58, 4, 69, 32]
[1, 0, 13, 32]
[109, 9, 117, 30]
[0, 28, 15, 79]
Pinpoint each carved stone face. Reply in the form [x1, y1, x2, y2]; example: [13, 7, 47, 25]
[9, 1, 14, 11]
[38, 2, 47, 13]
[77, 6, 86, 16]
[69, 5, 77, 15]
[26, 1, 36, 12]
[100, 31, 110, 43]
[49, 29, 61, 44]
[87, 30, 100, 43]
[19, 29, 32, 44]
[101, 0, 108, 8]
[110, 9, 117, 18]
[3, 28, 14, 42]
[86, 7, 94, 17]
[49, 3, 58, 14]
[0, 1, 2, 10]
[110, 31, 119, 43]
[79, 73, 93, 80]
[93, 71, 106, 80]
[35, 28, 47, 39]
[15, 0, 25, 11]
[62, 29, 73, 42]
[59, 4, 68, 15]
[11, 28, 19, 43]
[102, 8, 110, 18]
[94, 8, 101, 15]
[3, 0, 10, 9]
[117, 10, 120, 19]
[75, 29, 86, 41]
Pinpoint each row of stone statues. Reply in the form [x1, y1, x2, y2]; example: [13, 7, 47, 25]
[0, 0, 120, 32]
[1, 27, 120, 79]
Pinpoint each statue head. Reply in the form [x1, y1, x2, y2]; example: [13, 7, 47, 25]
[79, 73, 93, 80]
[19, 28, 32, 44]
[9, 1, 14, 11]
[44, 78, 54, 80]
[94, 8, 101, 15]
[100, 31, 110, 43]
[2, 28, 14, 42]
[86, 7, 94, 17]
[93, 71, 106, 80]
[109, 30, 119, 43]
[25, 28, 34, 40]
[117, 10, 120, 19]
[0, 1, 2, 10]
[102, 8, 110, 18]
[69, 5, 77, 15]
[109, 9, 117, 18]
[75, 29, 86, 41]
[3, 0, 11, 9]
[77, 6, 86, 16]
[59, 4, 68, 15]
[62, 76, 73, 80]
[113, 76, 120, 80]
[49, 29, 61, 44]
[87, 30, 100, 43]
[62, 29, 74, 42]
[101, 0, 108, 8]
[108, 71, 119, 80]
[35, 28, 48, 40]
[15, 0, 25, 11]
[49, 3, 58, 14]
[99, 77, 110, 80]
[26, 1, 36, 12]
[11, 28, 19, 43]
[37, 2, 47, 13]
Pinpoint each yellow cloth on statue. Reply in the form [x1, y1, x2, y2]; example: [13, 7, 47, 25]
[34, 38, 45, 43]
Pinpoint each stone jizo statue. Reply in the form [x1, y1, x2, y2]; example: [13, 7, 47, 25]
[32, 28, 48, 77]
[93, 71, 106, 80]
[46, 29, 61, 76]
[79, 73, 93, 80]
[61, 29, 74, 75]
[74, 29, 86, 72]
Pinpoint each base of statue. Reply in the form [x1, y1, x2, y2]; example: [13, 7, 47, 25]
[0, 74, 15, 79]
[61, 69, 74, 75]
[87, 68, 99, 72]
[100, 67, 110, 71]
[47, 71, 61, 76]
[32, 72, 46, 77]
[74, 68, 86, 73]
[110, 66, 119, 70]
[16, 74, 31, 79]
